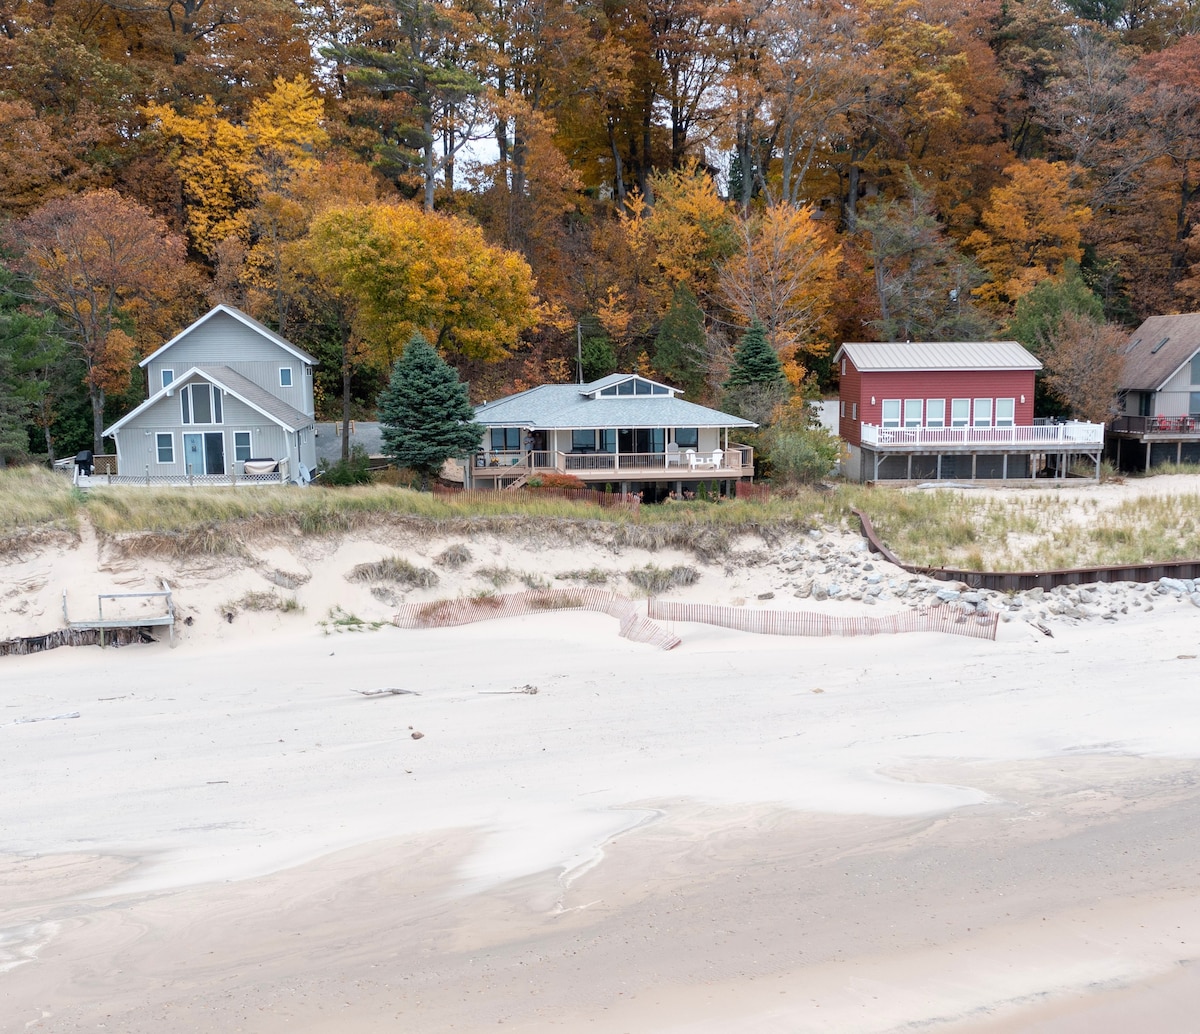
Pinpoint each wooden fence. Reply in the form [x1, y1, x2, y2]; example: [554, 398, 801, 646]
[393, 588, 680, 650]
[393, 588, 998, 645]
[648, 599, 999, 641]
[432, 483, 641, 512]
[734, 481, 770, 503]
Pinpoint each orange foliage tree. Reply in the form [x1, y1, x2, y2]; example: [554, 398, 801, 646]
[718, 204, 841, 366]
[965, 159, 1092, 314]
[6, 190, 194, 453]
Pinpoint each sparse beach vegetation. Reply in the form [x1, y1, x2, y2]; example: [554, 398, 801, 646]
[7, 466, 1200, 573]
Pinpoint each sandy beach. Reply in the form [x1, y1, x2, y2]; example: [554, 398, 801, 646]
[4, 479, 1200, 1032]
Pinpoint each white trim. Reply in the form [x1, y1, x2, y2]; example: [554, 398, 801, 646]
[951, 398, 970, 428]
[973, 398, 993, 427]
[155, 432, 174, 464]
[234, 430, 252, 462]
[105, 366, 311, 437]
[280, 366, 293, 387]
[160, 368, 175, 390]
[926, 398, 946, 428]
[138, 304, 319, 368]
[996, 398, 1015, 428]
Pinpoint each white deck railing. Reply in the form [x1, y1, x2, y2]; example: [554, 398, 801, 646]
[473, 447, 753, 476]
[860, 422, 1105, 447]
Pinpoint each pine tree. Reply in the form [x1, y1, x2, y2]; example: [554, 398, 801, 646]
[724, 321, 786, 388]
[377, 333, 483, 486]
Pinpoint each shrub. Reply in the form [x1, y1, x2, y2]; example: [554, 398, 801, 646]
[317, 443, 374, 486]
[527, 471, 587, 490]
[434, 543, 473, 567]
[765, 424, 841, 484]
[347, 556, 439, 588]
[626, 563, 700, 594]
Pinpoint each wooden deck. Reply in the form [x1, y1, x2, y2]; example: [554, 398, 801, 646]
[63, 581, 176, 647]
[469, 446, 754, 485]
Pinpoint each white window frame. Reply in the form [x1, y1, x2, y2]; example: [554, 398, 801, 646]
[903, 398, 923, 428]
[181, 383, 223, 425]
[155, 432, 174, 464]
[973, 398, 993, 427]
[926, 399, 946, 428]
[280, 367, 293, 387]
[840, 400, 846, 418]
[161, 369, 174, 390]
[951, 398, 970, 427]
[851, 402, 857, 420]
[881, 399, 901, 428]
[995, 398, 1015, 427]
[234, 431, 252, 462]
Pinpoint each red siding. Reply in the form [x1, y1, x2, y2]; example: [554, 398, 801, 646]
[839, 362, 1037, 445]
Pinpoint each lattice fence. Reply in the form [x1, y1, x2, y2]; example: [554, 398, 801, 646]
[647, 600, 999, 641]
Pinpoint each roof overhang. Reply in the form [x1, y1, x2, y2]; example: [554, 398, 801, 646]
[104, 366, 312, 437]
[139, 304, 319, 368]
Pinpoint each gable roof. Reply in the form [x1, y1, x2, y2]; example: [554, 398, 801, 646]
[834, 341, 1042, 372]
[104, 365, 313, 437]
[139, 304, 319, 368]
[474, 379, 756, 429]
[1119, 313, 1200, 392]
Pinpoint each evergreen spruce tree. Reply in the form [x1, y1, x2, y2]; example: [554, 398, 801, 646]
[723, 320, 789, 427]
[377, 333, 483, 486]
[725, 320, 786, 388]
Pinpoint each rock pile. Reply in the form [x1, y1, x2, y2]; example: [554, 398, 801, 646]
[770, 529, 1200, 626]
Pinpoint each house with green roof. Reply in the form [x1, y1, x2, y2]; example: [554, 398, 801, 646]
[467, 374, 757, 500]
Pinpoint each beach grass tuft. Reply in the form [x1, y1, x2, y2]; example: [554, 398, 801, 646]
[347, 556, 439, 588]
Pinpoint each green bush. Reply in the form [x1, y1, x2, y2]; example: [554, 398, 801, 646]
[317, 443, 373, 486]
[765, 424, 841, 484]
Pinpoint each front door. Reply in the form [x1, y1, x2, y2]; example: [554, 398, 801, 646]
[183, 432, 226, 475]
[204, 431, 225, 474]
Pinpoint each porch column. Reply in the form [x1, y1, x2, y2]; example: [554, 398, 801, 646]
[1002, 454, 1008, 479]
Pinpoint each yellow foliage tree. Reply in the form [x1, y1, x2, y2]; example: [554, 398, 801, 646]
[966, 159, 1093, 312]
[294, 202, 539, 367]
[144, 77, 330, 258]
[718, 203, 841, 359]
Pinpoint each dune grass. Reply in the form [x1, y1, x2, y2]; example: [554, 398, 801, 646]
[0, 466, 81, 536]
[6, 465, 1200, 572]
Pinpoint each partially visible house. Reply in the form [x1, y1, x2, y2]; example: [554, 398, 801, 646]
[834, 341, 1105, 482]
[467, 373, 757, 500]
[1109, 312, 1200, 471]
[103, 305, 318, 485]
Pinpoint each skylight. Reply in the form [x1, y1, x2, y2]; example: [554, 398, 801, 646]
[1151, 337, 1170, 354]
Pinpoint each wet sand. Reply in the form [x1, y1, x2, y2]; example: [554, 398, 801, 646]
[4, 605, 1200, 1032]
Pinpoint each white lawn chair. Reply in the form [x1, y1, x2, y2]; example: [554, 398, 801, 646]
[666, 441, 681, 466]
[710, 448, 723, 469]
[686, 448, 698, 469]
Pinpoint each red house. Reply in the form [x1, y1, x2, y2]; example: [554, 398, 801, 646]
[832, 341, 1105, 482]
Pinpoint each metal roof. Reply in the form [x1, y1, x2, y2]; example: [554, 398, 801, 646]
[139, 304, 319, 368]
[834, 341, 1042, 372]
[1119, 313, 1200, 391]
[474, 381, 756, 429]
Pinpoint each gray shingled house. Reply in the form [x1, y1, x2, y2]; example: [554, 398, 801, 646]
[1110, 313, 1200, 470]
[467, 374, 757, 500]
[103, 304, 318, 485]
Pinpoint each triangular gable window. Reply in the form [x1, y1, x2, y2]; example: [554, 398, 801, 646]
[592, 376, 671, 398]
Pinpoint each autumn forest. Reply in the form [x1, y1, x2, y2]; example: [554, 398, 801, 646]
[2, 0, 1199, 462]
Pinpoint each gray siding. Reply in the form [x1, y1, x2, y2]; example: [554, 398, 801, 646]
[112, 392, 293, 477]
[146, 311, 314, 417]
[1155, 359, 1199, 417]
